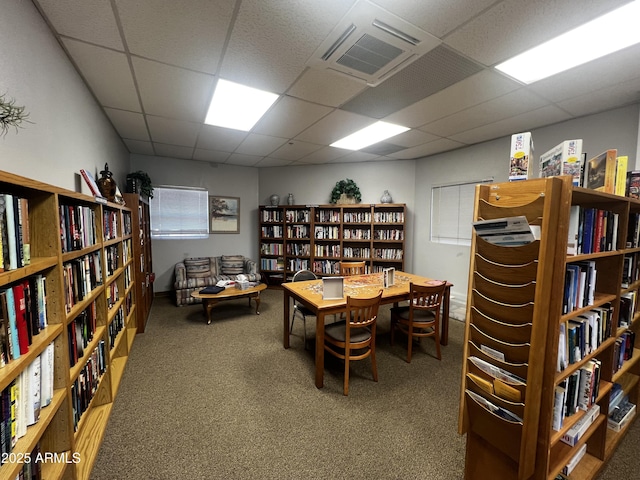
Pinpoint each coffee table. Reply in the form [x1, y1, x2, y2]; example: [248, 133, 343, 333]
[191, 283, 267, 324]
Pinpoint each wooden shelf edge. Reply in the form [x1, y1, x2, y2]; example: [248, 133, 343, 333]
[73, 403, 113, 480]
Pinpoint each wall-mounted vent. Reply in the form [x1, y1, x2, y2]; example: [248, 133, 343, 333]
[307, 0, 440, 86]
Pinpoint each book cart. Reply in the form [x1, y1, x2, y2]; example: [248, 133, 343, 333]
[0, 170, 137, 480]
[458, 175, 640, 479]
[258, 203, 405, 284]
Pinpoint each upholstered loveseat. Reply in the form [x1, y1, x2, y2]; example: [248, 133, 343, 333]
[174, 255, 260, 306]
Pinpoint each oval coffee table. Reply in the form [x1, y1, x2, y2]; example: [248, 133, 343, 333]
[191, 283, 267, 324]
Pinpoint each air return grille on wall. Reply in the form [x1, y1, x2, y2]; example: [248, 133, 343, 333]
[307, 0, 441, 86]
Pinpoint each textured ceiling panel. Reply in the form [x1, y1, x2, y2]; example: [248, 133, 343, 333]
[235, 134, 289, 156]
[294, 110, 372, 145]
[269, 140, 324, 161]
[287, 68, 367, 107]
[153, 143, 195, 159]
[123, 139, 154, 155]
[361, 142, 406, 155]
[196, 125, 248, 152]
[557, 80, 640, 118]
[146, 116, 201, 147]
[104, 108, 150, 142]
[193, 149, 231, 163]
[252, 96, 333, 138]
[340, 45, 483, 118]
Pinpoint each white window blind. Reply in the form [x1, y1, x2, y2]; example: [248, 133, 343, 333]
[150, 186, 209, 239]
[431, 180, 490, 246]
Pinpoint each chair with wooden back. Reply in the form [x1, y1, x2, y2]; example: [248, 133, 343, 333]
[390, 281, 447, 363]
[290, 269, 318, 348]
[324, 290, 383, 395]
[339, 261, 366, 276]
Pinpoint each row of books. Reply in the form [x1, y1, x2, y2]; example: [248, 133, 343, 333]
[622, 253, 640, 288]
[261, 225, 283, 238]
[68, 301, 97, 368]
[62, 252, 103, 313]
[286, 225, 310, 238]
[285, 210, 309, 222]
[261, 243, 283, 255]
[373, 229, 403, 240]
[0, 343, 54, 457]
[105, 244, 119, 276]
[567, 206, 619, 256]
[286, 243, 310, 256]
[613, 330, 636, 375]
[108, 306, 125, 349]
[106, 283, 119, 310]
[343, 247, 370, 258]
[626, 213, 640, 248]
[343, 228, 371, 240]
[314, 226, 339, 239]
[619, 291, 636, 328]
[0, 276, 48, 365]
[59, 203, 97, 254]
[553, 358, 602, 431]
[71, 341, 106, 431]
[562, 261, 596, 314]
[557, 305, 613, 371]
[103, 210, 119, 241]
[374, 248, 403, 260]
[0, 194, 30, 272]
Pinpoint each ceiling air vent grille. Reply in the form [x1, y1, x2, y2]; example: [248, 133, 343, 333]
[306, 0, 440, 86]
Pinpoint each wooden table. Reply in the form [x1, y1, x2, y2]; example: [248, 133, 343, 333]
[191, 283, 267, 324]
[282, 272, 452, 388]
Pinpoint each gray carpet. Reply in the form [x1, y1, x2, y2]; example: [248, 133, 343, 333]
[91, 289, 638, 479]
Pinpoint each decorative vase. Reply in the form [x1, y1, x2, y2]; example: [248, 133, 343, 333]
[97, 163, 117, 202]
[287, 193, 295, 205]
[269, 194, 280, 206]
[337, 193, 356, 204]
[381, 190, 392, 203]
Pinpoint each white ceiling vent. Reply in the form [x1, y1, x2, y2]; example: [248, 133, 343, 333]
[306, 0, 441, 86]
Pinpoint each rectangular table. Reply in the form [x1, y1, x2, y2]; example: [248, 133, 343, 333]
[282, 271, 452, 388]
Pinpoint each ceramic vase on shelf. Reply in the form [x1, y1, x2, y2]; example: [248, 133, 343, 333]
[380, 190, 393, 203]
[287, 193, 295, 205]
[269, 194, 280, 206]
[97, 163, 117, 202]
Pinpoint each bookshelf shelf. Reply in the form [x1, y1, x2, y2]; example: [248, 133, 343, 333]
[459, 176, 640, 480]
[0, 169, 137, 479]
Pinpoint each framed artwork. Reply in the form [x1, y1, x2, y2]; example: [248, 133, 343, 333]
[209, 196, 240, 233]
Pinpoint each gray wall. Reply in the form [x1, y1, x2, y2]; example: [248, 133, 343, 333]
[0, 0, 129, 189]
[131, 155, 259, 292]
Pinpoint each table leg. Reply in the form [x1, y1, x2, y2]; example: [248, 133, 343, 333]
[283, 290, 291, 349]
[204, 299, 217, 325]
[315, 311, 326, 389]
[253, 293, 261, 314]
[441, 285, 450, 346]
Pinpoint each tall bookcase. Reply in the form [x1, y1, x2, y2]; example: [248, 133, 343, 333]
[123, 193, 153, 333]
[458, 176, 640, 480]
[0, 170, 137, 480]
[259, 203, 405, 283]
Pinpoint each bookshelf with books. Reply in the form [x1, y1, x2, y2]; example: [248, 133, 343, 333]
[123, 194, 154, 333]
[0, 169, 137, 480]
[258, 203, 406, 283]
[457, 175, 640, 480]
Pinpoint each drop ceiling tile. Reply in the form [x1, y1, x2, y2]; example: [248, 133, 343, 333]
[297, 146, 350, 164]
[123, 139, 154, 155]
[384, 70, 520, 127]
[270, 141, 324, 161]
[449, 105, 572, 145]
[420, 89, 549, 137]
[255, 158, 295, 167]
[36, 0, 123, 50]
[220, 0, 353, 93]
[287, 68, 368, 107]
[62, 38, 140, 111]
[146, 116, 200, 147]
[333, 151, 381, 163]
[193, 149, 231, 163]
[295, 110, 373, 145]
[557, 79, 640, 118]
[390, 129, 440, 148]
[115, 0, 234, 73]
[153, 143, 194, 159]
[444, 0, 629, 65]
[225, 153, 263, 167]
[252, 96, 333, 138]
[196, 125, 247, 152]
[132, 57, 214, 122]
[372, 0, 497, 38]
[388, 139, 466, 159]
[235, 134, 289, 156]
[104, 108, 149, 142]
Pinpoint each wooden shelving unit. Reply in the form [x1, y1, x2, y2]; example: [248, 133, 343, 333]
[259, 203, 405, 284]
[458, 176, 640, 480]
[123, 193, 153, 333]
[0, 170, 137, 479]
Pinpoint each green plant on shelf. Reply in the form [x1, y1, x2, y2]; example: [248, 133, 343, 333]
[126, 170, 154, 198]
[330, 178, 361, 204]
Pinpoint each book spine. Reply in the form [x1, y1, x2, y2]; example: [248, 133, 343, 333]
[3, 195, 17, 270]
[615, 156, 628, 196]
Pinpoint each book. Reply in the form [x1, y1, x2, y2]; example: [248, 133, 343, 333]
[539, 139, 583, 186]
[12, 284, 30, 356]
[563, 443, 587, 475]
[608, 397, 635, 432]
[3, 289, 20, 361]
[25, 355, 41, 426]
[615, 155, 628, 196]
[79, 169, 104, 198]
[3, 194, 17, 270]
[584, 149, 617, 193]
[19, 197, 29, 266]
[626, 170, 640, 198]
[509, 132, 533, 181]
[40, 342, 54, 408]
[561, 403, 600, 446]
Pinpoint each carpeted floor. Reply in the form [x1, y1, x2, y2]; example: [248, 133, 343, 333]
[91, 289, 639, 479]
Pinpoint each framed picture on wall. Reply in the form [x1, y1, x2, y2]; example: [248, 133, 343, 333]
[209, 195, 240, 233]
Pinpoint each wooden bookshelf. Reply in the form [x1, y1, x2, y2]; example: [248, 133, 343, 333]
[0, 169, 137, 480]
[458, 176, 640, 479]
[258, 203, 405, 284]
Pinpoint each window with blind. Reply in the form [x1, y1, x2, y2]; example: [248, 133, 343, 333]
[150, 186, 209, 239]
[431, 180, 491, 246]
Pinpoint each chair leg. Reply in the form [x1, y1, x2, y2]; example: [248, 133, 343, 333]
[371, 342, 378, 382]
[343, 348, 350, 396]
[434, 324, 441, 360]
[390, 319, 395, 345]
[406, 327, 413, 363]
[302, 315, 307, 348]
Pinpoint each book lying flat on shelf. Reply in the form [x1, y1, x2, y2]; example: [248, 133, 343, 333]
[560, 403, 600, 446]
[472, 216, 536, 246]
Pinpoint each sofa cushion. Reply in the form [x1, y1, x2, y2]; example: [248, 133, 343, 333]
[184, 257, 211, 278]
[221, 255, 244, 275]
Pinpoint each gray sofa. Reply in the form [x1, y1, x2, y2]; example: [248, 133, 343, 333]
[174, 255, 260, 306]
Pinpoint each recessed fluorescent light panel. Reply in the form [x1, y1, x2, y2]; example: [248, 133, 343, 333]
[205, 79, 279, 131]
[331, 121, 410, 150]
[495, 1, 640, 84]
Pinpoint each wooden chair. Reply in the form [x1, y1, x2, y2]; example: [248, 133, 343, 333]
[390, 281, 447, 363]
[339, 261, 366, 276]
[324, 290, 383, 395]
[290, 269, 318, 348]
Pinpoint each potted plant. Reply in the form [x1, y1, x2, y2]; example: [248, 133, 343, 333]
[0, 93, 31, 137]
[126, 170, 154, 198]
[330, 178, 362, 204]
